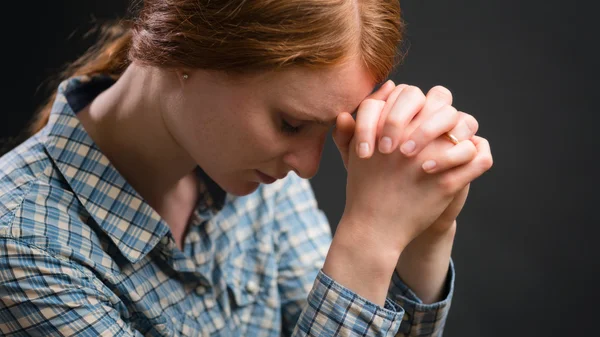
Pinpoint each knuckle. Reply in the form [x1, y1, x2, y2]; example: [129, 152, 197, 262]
[428, 85, 453, 103]
[461, 112, 479, 134]
[438, 175, 459, 195]
[465, 141, 478, 158]
[442, 105, 459, 121]
[385, 85, 408, 105]
[384, 115, 405, 130]
[355, 125, 372, 138]
[479, 137, 491, 151]
[404, 86, 426, 104]
[360, 98, 384, 111]
[418, 124, 437, 140]
[479, 154, 494, 170]
[448, 144, 476, 167]
[393, 84, 409, 95]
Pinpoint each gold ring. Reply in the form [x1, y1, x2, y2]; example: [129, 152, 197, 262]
[444, 132, 459, 145]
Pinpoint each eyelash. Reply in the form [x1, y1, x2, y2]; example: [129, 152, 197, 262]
[281, 119, 302, 135]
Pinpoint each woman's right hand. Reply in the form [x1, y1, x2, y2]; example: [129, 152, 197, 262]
[324, 85, 489, 306]
[323, 92, 465, 305]
[336, 83, 486, 251]
[339, 96, 459, 253]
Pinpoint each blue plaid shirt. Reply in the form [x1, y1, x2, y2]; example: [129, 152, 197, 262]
[0, 75, 454, 336]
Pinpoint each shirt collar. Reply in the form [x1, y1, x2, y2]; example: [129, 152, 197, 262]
[42, 74, 226, 263]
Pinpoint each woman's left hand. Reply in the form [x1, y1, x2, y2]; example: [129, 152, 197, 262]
[333, 82, 493, 303]
[333, 83, 487, 234]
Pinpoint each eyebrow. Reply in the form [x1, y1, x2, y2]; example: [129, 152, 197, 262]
[290, 106, 359, 127]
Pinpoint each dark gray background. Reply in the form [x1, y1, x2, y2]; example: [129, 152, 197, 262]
[1, 1, 596, 336]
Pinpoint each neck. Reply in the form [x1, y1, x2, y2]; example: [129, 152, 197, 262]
[76, 63, 199, 214]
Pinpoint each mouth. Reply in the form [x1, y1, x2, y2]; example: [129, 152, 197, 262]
[255, 170, 277, 184]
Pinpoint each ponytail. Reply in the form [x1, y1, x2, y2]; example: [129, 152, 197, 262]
[29, 21, 132, 135]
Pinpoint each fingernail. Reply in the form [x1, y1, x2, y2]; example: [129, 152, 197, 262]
[400, 140, 416, 155]
[358, 142, 370, 158]
[379, 137, 392, 153]
[422, 160, 437, 171]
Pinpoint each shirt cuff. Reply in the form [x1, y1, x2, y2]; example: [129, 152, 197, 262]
[388, 259, 455, 336]
[294, 269, 405, 336]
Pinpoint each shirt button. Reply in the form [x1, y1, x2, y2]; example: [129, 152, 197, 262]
[246, 281, 259, 295]
[195, 286, 206, 295]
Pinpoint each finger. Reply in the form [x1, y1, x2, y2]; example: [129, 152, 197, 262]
[446, 111, 479, 141]
[470, 136, 494, 174]
[421, 139, 478, 174]
[437, 136, 493, 194]
[352, 81, 400, 129]
[400, 85, 454, 139]
[400, 104, 460, 156]
[336, 80, 393, 140]
[332, 112, 356, 168]
[367, 80, 396, 101]
[333, 81, 395, 167]
[376, 84, 409, 135]
[333, 112, 356, 147]
[354, 99, 385, 158]
[378, 86, 426, 154]
[425, 85, 453, 108]
[342, 80, 393, 131]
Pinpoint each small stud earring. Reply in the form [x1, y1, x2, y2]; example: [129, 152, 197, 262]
[182, 73, 189, 80]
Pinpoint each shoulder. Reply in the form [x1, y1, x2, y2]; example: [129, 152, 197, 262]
[0, 134, 50, 223]
[0, 135, 113, 273]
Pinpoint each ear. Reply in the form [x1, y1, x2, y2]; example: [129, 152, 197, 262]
[175, 69, 191, 85]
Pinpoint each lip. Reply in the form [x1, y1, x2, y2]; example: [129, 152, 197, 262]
[256, 170, 277, 184]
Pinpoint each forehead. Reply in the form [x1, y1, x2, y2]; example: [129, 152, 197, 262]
[264, 59, 377, 119]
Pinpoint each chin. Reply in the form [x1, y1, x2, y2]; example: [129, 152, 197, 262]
[219, 179, 261, 197]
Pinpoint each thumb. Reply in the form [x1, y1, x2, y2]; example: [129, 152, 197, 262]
[332, 112, 356, 169]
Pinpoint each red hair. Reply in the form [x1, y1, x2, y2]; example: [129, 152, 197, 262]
[30, 0, 405, 134]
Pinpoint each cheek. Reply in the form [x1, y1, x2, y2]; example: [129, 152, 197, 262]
[250, 127, 289, 159]
[236, 113, 289, 157]
[177, 97, 287, 163]
[167, 100, 237, 165]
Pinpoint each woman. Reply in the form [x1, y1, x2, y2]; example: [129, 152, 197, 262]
[0, 0, 492, 336]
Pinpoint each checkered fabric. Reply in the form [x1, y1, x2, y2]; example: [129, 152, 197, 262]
[0, 75, 453, 336]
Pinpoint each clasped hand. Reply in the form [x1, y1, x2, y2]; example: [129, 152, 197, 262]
[332, 80, 493, 252]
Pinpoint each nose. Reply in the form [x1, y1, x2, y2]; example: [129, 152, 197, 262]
[283, 134, 326, 179]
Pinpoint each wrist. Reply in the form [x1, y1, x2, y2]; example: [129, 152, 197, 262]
[406, 221, 456, 256]
[337, 211, 412, 253]
[331, 218, 403, 273]
[394, 221, 456, 304]
[322, 216, 404, 306]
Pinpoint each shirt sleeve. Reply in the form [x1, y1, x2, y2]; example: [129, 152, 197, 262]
[0, 236, 143, 337]
[388, 260, 455, 337]
[273, 173, 454, 337]
[273, 174, 403, 337]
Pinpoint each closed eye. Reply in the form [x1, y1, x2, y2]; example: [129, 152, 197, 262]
[281, 119, 302, 135]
